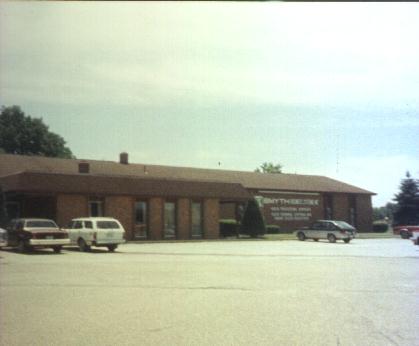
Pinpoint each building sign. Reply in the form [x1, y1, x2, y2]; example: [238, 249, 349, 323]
[255, 195, 320, 222]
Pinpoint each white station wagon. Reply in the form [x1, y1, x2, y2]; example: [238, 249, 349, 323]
[64, 217, 126, 252]
[295, 220, 357, 243]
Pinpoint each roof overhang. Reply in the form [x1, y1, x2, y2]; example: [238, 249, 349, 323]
[0, 171, 251, 201]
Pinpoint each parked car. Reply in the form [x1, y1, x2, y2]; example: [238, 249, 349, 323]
[63, 217, 126, 252]
[393, 225, 419, 239]
[4, 218, 70, 253]
[0, 228, 7, 249]
[410, 230, 419, 246]
[295, 220, 357, 243]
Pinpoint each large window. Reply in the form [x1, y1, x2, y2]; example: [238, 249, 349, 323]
[191, 201, 203, 238]
[5, 202, 20, 219]
[164, 201, 176, 238]
[134, 201, 148, 238]
[324, 195, 333, 220]
[349, 195, 357, 227]
[89, 199, 103, 217]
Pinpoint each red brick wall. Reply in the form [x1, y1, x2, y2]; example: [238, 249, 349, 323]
[177, 198, 191, 240]
[149, 197, 163, 240]
[105, 196, 134, 240]
[56, 194, 88, 227]
[219, 202, 236, 220]
[356, 195, 373, 232]
[204, 198, 219, 239]
[332, 194, 349, 222]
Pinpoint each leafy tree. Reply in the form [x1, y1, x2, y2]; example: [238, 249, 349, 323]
[0, 105, 74, 158]
[240, 199, 266, 238]
[393, 171, 419, 225]
[255, 162, 283, 174]
[373, 202, 397, 221]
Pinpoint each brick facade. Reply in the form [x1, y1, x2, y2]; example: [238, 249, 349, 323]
[204, 198, 219, 239]
[56, 194, 88, 227]
[356, 194, 373, 232]
[149, 197, 163, 240]
[105, 196, 133, 239]
[177, 198, 191, 240]
[332, 193, 349, 222]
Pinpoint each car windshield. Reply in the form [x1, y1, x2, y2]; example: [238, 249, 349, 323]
[334, 221, 355, 230]
[26, 220, 58, 228]
[96, 221, 120, 229]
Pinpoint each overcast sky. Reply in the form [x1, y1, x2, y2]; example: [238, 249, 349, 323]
[1, 2, 418, 207]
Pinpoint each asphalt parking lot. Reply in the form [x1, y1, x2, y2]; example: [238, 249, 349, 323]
[1, 239, 418, 346]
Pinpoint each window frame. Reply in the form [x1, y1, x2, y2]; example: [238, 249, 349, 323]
[163, 200, 177, 239]
[191, 200, 203, 238]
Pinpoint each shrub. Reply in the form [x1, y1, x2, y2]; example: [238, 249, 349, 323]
[266, 225, 280, 234]
[240, 199, 266, 238]
[219, 219, 238, 237]
[372, 223, 388, 233]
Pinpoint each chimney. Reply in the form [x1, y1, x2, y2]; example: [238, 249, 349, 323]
[120, 152, 129, 165]
[78, 162, 90, 174]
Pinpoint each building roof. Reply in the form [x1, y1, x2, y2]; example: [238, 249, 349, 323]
[0, 171, 251, 200]
[0, 154, 375, 195]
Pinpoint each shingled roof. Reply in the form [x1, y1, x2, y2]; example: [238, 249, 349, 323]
[0, 154, 374, 195]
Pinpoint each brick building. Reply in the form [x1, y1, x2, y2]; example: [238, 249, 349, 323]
[0, 153, 375, 239]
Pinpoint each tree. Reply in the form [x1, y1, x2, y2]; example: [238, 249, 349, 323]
[393, 171, 419, 225]
[373, 202, 397, 221]
[240, 199, 266, 238]
[0, 105, 74, 158]
[255, 162, 283, 174]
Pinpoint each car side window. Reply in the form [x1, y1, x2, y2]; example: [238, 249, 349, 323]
[74, 221, 83, 229]
[84, 221, 93, 229]
[312, 222, 322, 230]
[327, 223, 338, 230]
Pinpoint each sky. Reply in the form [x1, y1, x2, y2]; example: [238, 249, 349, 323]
[0, 2, 418, 207]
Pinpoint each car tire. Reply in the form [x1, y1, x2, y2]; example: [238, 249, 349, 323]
[297, 232, 306, 241]
[327, 234, 336, 243]
[52, 246, 62, 253]
[107, 244, 117, 252]
[313, 238, 319, 242]
[17, 239, 27, 253]
[343, 239, 351, 243]
[78, 238, 90, 252]
[400, 230, 410, 239]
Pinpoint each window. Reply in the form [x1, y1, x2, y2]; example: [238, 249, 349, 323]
[324, 195, 333, 220]
[134, 201, 148, 238]
[84, 221, 93, 229]
[312, 222, 324, 230]
[191, 201, 203, 238]
[5, 202, 20, 219]
[164, 201, 176, 238]
[26, 220, 58, 228]
[97, 221, 120, 229]
[89, 200, 103, 217]
[349, 195, 357, 227]
[73, 221, 83, 229]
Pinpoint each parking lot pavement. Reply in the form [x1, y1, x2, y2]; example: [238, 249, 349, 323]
[1, 239, 418, 346]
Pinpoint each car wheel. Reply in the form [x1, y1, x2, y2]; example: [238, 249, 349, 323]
[327, 234, 336, 243]
[17, 239, 27, 253]
[78, 238, 90, 252]
[343, 239, 351, 243]
[297, 232, 306, 241]
[400, 230, 409, 239]
[313, 238, 319, 242]
[52, 246, 62, 253]
[107, 245, 117, 252]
